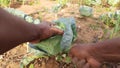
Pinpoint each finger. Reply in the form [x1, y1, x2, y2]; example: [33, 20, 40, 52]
[88, 58, 101, 68]
[101, 63, 112, 68]
[69, 50, 73, 58]
[83, 63, 90, 68]
[72, 57, 79, 64]
[30, 39, 40, 43]
[72, 58, 80, 68]
[50, 27, 64, 35]
[69, 44, 78, 58]
[68, 51, 74, 58]
[117, 64, 120, 68]
[76, 59, 86, 68]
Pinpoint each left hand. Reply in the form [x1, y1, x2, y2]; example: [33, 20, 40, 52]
[72, 58, 91, 68]
[69, 44, 102, 68]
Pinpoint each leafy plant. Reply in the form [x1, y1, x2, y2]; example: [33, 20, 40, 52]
[110, 15, 120, 38]
[4, 8, 40, 24]
[56, 0, 69, 7]
[6, 0, 40, 7]
[81, 0, 101, 6]
[79, 5, 93, 17]
[107, 0, 119, 6]
[79, 0, 119, 7]
[50, 0, 69, 13]
[100, 10, 120, 38]
[22, 17, 77, 68]
[116, 1, 120, 9]
[51, 4, 62, 13]
[0, 0, 11, 7]
[21, 0, 26, 5]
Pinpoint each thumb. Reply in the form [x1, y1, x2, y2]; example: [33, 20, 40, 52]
[50, 27, 64, 35]
[88, 58, 101, 68]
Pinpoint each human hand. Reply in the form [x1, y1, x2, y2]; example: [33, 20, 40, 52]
[70, 38, 120, 68]
[69, 44, 102, 68]
[32, 21, 63, 43]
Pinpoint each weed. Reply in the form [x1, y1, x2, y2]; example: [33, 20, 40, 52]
[89, 24, 99, 30]
[0, 0, 11, 7]
[100, 11, 120, 38]
[116, 1, 120, 9]
[56, 0, 69, 7]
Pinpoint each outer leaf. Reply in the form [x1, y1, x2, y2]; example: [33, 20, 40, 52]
[29, 64, 34, 68]
[34, 35, 62, 55]
[20, 56, 39, 68]
[54, 17, 77, 51]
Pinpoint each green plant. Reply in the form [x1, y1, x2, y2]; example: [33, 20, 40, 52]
[100, 12, 115, 27]
[21, 0, 26, 5]
[79, 5, 93, 17]
[26, 0, 40, 5]
[100, 10, 120, 38]
[107, 0, 119, 6]
[4, 8, 41, 24]
[51, 4, 62, 13]
[50, 0, 69, 13]
[116, 1, 120, 9]
[78, 0, 119, 7]
[21, 17, 77, 68]
[0, 0, 11, 7]
[80, 0, 101, 6]
[89, 24, 100, 30]
[110, 16, 120, 38]
[56, 0, 69, 7]
[11, 0, 40, 6]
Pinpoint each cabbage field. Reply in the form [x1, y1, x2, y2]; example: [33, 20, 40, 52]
[0, 0, 120, 68]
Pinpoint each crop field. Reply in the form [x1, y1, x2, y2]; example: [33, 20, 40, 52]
[0, 0, 120, 68]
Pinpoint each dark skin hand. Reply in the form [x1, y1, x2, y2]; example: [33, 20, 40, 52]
[0, 8, 63, 54]
[70, 38, 120, 68]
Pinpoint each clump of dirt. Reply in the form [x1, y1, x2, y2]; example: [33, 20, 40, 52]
[26, 57, 74, 68]
[0, 44, 27, 68]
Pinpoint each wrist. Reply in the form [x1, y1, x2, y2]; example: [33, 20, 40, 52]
[91, 41, 120, 62]
[28, 24, 41, 42]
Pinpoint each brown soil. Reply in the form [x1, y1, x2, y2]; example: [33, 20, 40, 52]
[0, 0, 116, 68]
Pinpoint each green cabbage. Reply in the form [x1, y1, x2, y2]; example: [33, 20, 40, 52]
[4, 8, 40, 24]
[29, 17, 77, 56]
[79, 6, 93, 17]
[108, 0, 119, 6]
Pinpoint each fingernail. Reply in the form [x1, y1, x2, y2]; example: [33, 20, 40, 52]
[51, 27, 64, 35]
